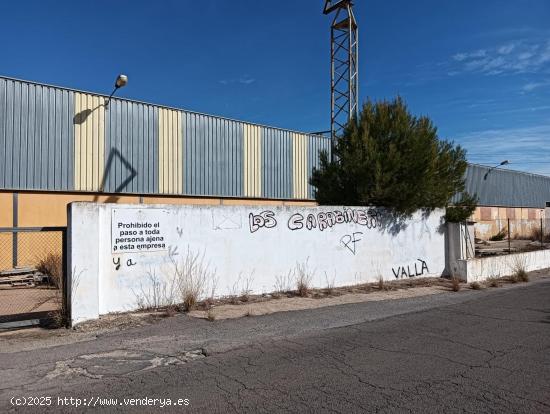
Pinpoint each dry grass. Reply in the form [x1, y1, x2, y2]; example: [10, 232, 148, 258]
[239, 272, 254, 303]
[295, 259, 314, 297]
[509, 255, 529, 283]
[377, 275, 385, 290]
[173, 248, 216, 311]
[470, 281, 482, 290]
[324, 272, 336, 296]
[36, 253, 63, 289]
[48, 266, 82, 328]
[37, 253, 67, 327]
[530, 227, 550, 243]
[274, 270, 293, 296]
[206, 309, 216, 321]
[486, 277, 500, 287]
[511, 269, 529, 283]
[451, 277, 461, 292]
[163, 305, 178, 317]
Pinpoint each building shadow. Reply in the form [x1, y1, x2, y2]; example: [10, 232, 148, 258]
[93, 148, 138, 202]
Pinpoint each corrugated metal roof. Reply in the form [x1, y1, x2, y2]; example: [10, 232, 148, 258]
[456, 164, 550, 208]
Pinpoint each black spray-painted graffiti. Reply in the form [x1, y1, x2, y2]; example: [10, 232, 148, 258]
[288, 208, 380, 232]
[249, 208, 381, 233]
[113, 257, 137, 271]
[392, 259, 429, 279]
[340, 232, 363, 255]
[249, 211, 277, 233]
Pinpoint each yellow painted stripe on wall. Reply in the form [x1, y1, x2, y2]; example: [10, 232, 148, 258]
[243, 124, 262, 197]
[158, 108, 183, 194]
[292, 133, 308, 199]
[74, 93, 105, 191]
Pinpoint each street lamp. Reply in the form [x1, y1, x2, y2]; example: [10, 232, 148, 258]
[483, 160, 509, 180]
[105, 74, 128, 108]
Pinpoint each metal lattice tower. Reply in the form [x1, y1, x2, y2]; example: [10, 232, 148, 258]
[324, 1, 358, 143]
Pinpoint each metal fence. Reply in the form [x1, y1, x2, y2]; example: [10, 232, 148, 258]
[474, 218, 550, 257]
[0, 227, 66, 325]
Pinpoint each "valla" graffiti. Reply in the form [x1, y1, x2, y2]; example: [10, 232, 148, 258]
[392, 259, 429, 279]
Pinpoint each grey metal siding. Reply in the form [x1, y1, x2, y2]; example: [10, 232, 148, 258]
[0, 78, 73, 191]
[183, 112, 244, 197]
[455, 164, 550, 208]
[104, 99, 158, 194]
[308, 135, 331, 199]
[262, 128, 293, 199]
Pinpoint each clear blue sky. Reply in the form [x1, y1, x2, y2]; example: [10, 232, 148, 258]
[1, 1, 549, 175]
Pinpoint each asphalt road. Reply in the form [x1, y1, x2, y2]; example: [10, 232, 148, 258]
[1, 278, 549, 413]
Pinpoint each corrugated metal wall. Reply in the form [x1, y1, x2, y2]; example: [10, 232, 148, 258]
[456, 164, 550, 208]
[262, 128, 293, 199]
[184, 113, 245, 197]
[0, 76, 330, 200]
[0, 78, 74, 191]
[104, 99, 158, 194]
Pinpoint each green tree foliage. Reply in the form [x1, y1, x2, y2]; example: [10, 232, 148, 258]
[310, 97, 477, 221]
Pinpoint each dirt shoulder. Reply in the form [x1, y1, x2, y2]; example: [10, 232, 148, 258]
[1, 270, 548, 349]
[189, 285, 448, 320]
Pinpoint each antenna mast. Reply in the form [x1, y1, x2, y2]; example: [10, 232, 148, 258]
[323, 1, 358, 147]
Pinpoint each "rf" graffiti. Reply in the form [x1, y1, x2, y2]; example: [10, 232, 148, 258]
[340, 232, 363, 255]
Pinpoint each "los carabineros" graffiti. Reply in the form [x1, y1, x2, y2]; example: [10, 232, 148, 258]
[249, 208, 381, 233]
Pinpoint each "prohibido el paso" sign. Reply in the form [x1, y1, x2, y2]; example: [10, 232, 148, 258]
[111, 209, 170, 253]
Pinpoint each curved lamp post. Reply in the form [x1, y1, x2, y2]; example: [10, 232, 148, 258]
[483, 160, 509, 180]
[105, 74, 128, 108]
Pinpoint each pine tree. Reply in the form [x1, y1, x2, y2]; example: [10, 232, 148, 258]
[310, 97, 476, 221]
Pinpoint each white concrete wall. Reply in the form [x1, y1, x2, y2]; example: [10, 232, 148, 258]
[458, 249, 550, 283]
[68, 202, 446, 325]
[445, 222, 475, 277]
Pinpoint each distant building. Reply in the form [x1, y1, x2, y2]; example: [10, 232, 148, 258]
[458, 164, 550, 240]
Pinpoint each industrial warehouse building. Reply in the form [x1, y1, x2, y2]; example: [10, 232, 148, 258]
[0, 75, 549, 269]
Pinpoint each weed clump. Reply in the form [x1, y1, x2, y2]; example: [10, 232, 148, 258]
[377, 276, 385, 290]
[295, 259, 314, 297]
[487, 277, 499, 287]
[489, 229, 507, 241]
[206, 309, 216, 321]
[451, 277, 461, 292]
[470, 281, 482, 290]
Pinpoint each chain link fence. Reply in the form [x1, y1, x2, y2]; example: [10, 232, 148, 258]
[0, 227, 66, 325]
[474, 218, 550, 257]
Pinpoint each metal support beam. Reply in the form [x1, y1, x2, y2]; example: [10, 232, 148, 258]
[12, 193, 18, 268]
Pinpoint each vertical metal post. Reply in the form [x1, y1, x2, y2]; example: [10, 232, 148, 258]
[330, 23, 335, 155]
[62, 228, 69, 328]
[12, 193, 18, 268]
[541, 217, 544, 248]
[508, 218, 511, 253]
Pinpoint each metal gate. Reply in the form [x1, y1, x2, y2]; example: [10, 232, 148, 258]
[0, 227, 67, 328]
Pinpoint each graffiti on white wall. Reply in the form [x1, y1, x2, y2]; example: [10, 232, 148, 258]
[69, 203, 446, 323]
[391, 259, 429, 279]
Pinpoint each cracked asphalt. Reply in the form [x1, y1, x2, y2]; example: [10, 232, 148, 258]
[1, 277, 549, 413]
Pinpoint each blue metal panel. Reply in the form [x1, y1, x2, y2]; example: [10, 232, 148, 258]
[183, 112, 244, 197]
[104, 99, 158, 194]
[0, 78, 74, 192]
[262, 128, 293, 199]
